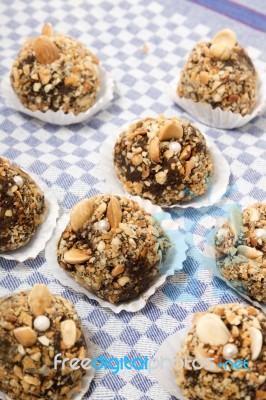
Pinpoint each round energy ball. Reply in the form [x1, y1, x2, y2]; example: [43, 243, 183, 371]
[0, 284, 88, 400]
[0, 158, 46, 252]
[177, 29, 257, 116]
[10, 23, 100, 115]
[113, 115, 213, 206]
[57, 194, 171, 303]
[215, 202, 266, 303]
[175, 304, 266, 400]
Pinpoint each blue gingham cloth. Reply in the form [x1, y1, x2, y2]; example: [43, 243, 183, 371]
[0, 0, 266, 399]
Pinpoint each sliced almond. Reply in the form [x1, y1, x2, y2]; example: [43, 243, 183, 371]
[64, 248, 91, 264]
[212, 29, 237, 48]
[61, 319, 77, 349]
[158, 121, 183, 141]
[149, 136, 161, 163]
[41, 23, 53, 37]
[251, 317, 262, 330]
[228, 206, 243, 237]
[13, 327, 37, 347]
[192, 312, 205, 326]
[196, 313, 231, 345]
[194, 346, 223, 372]
[107, 196, 122, 231]
[237, 245, 263, 259]
[28, 284, 53, 316]
[249, 327, 263, 361]
[70, 199, 94, 232]
[34, 36, 59, 64]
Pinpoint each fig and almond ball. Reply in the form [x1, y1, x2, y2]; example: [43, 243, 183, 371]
[175, 304, 266, 400]
[215, 203, 266, 303]
[10, 23, 100, 115]
[0, 284, 88, 400]
[0, 158, 46, 252]
[113, 115, 213, 206]
[57, 194, 171, 303]
[178, 29, 257, 116]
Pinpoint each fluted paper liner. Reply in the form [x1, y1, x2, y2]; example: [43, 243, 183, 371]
[45, 196, 188, 313]
[1, 66, 114, 125]
[152, 327, 190, 400]
[171, 70, 266, 129]
[195, 205, 266, 314]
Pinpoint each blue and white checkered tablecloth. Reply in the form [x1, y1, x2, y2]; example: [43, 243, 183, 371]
[0, 0, 266, 399]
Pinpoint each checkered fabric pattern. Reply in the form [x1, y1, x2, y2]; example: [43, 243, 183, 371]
[0, 0, 266, 399]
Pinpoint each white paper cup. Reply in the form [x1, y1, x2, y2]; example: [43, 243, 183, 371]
[151, 327, 190, 400]
[192, 206, 266, 314]
[71, 330, 94, 400]
[45, 196, 188, 313]
[95, 125, 230, 209]
[171, 70, 266, 129]
[0, 171, 59, 263]
[0, 66, 114, 125]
